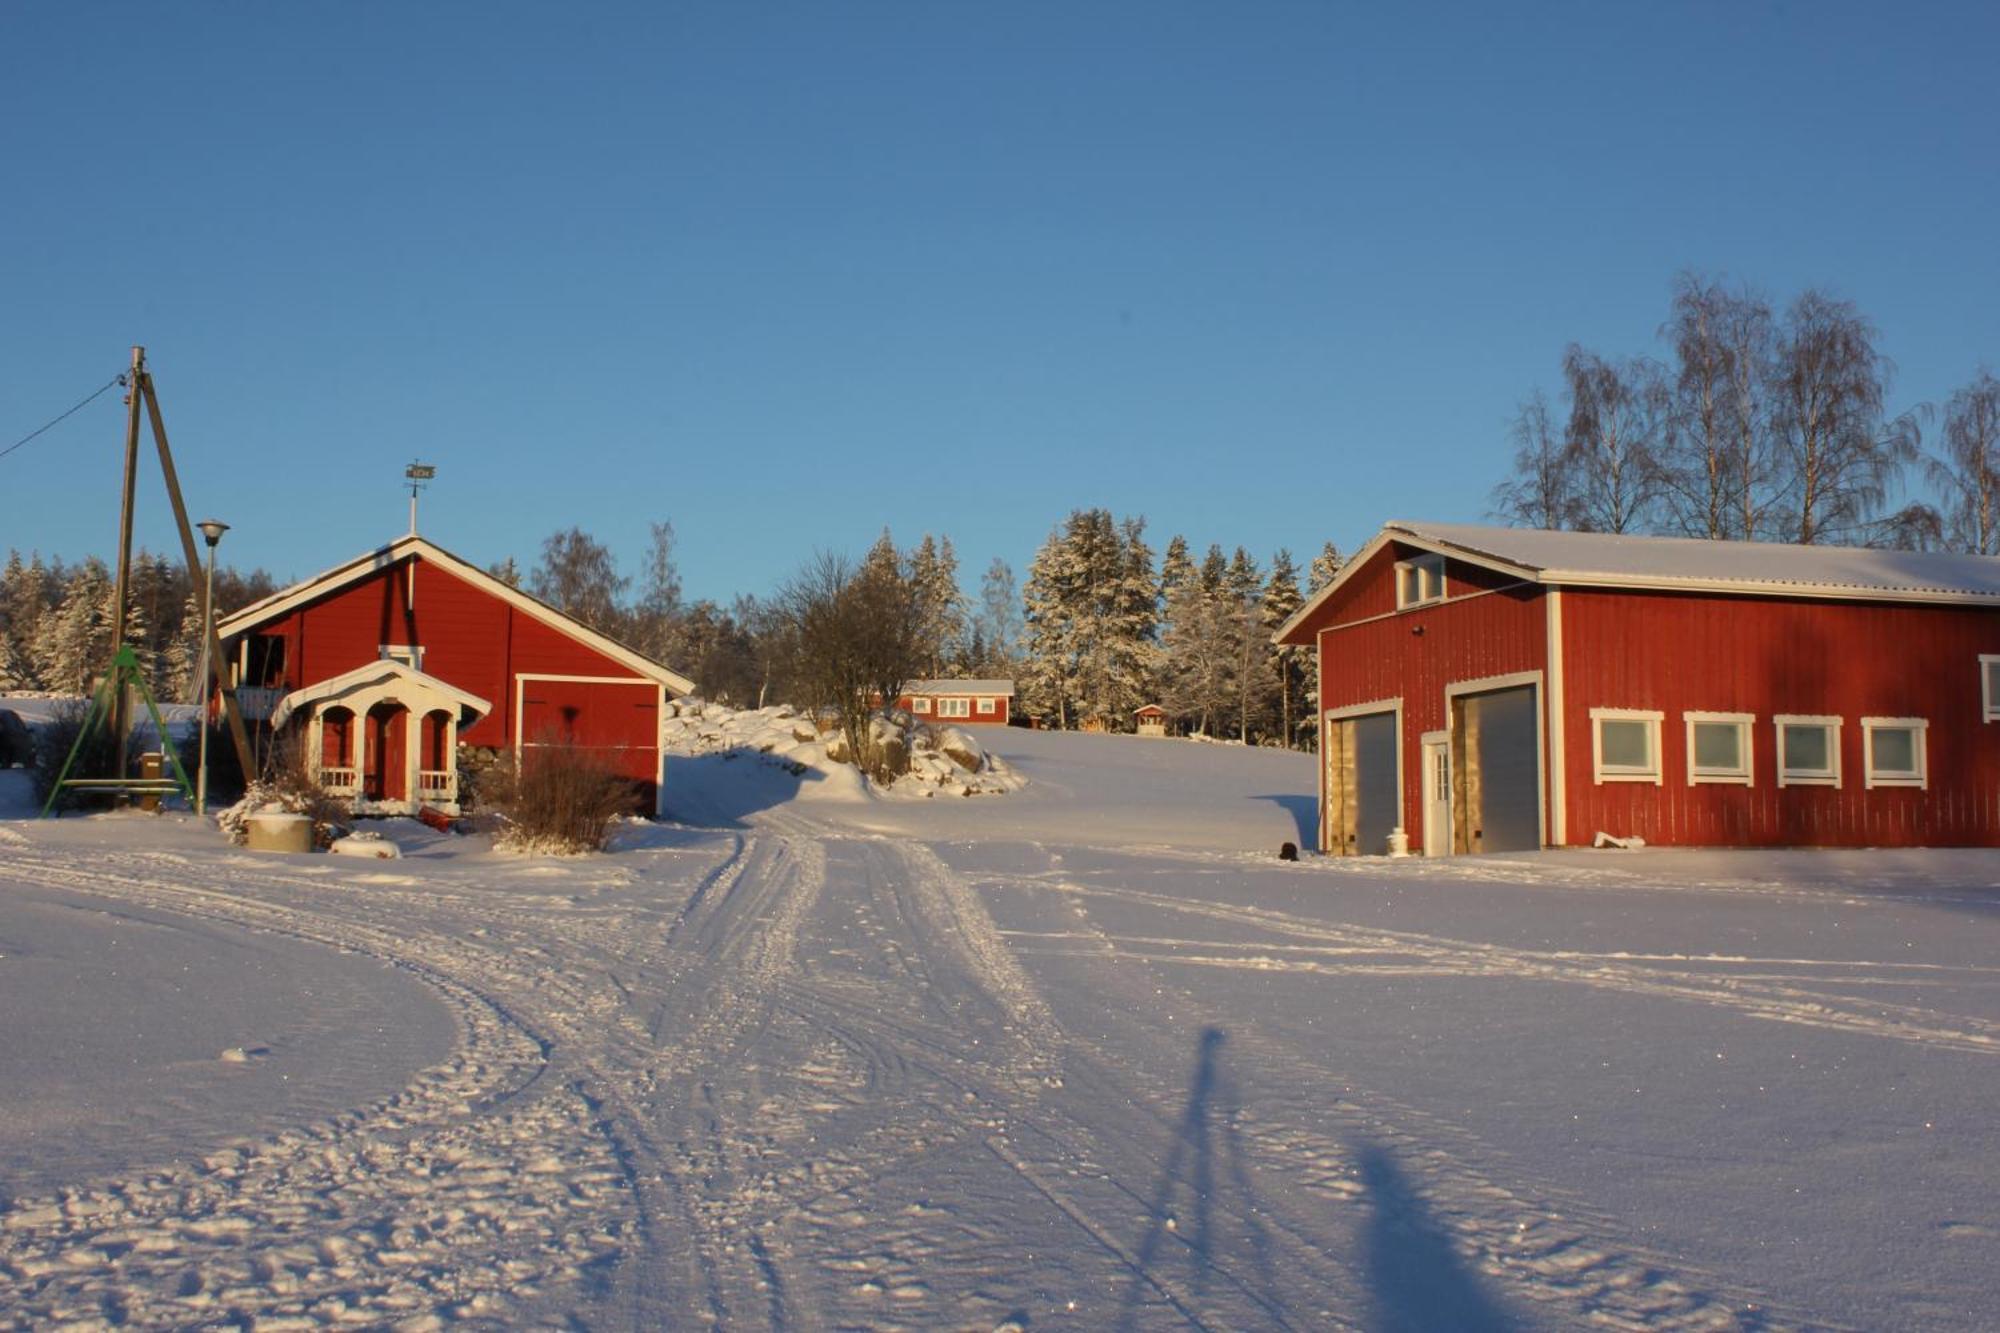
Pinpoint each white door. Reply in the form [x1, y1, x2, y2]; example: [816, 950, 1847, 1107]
[1422, 732, 1451, 857]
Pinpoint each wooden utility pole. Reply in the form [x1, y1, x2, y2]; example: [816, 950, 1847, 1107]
[95, 347, 256, 781]
[107, 345, 147, 780]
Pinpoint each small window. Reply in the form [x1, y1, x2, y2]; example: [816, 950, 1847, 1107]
[938, 697, 971, 719]
[1982, 656, 2000, 722]
[1685, 712, 1754, 785]
[244, 634, 286, 688]
[911, 697, 932, 714]
[1861, 717, 1927, 789]
[1396, 554, 1446, 609]
[977, 697, 996, 715]
[1591, 708, 1663, 784]
[1774, 715, 1841, 787]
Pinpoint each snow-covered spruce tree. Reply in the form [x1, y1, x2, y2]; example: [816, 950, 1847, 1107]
[1225, 547, 1274, 743]
[1159, 544, 1233, 736]
[1308, 540, 1344, 594]
[0, 630, 26, 692]
[1262, 549, 1308, 749]
[1021, 509, 1158, 729]
[35, 560, 114, 694]
[0, 551, 51, 690]
[162, 592, 204, 703]
[972, 556, 1023, 678]
[908, 533, 965, 678]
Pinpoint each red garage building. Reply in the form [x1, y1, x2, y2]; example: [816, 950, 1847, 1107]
[218, 534, 694, 817]
[1275, 521, 2000, 854]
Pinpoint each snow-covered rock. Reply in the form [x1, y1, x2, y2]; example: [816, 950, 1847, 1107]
[659, 698, 1023, 799]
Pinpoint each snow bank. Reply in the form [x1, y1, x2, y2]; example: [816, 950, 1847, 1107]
[659, 699, 1024, 800]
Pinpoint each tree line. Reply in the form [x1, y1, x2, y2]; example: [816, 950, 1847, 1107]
[1492, 271, 2000, 551]
[0, 549, 277, 700]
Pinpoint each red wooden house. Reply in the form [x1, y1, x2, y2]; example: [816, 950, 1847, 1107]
[218, 535, 694, 816]
[1275, 521, 2000, 854]
[895, 679, 1014, 725]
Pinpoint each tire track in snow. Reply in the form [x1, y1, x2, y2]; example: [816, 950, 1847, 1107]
[956, 852, 1822, 1332]
[994, 871, 2000, 1058]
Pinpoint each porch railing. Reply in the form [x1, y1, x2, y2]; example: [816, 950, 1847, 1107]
[418, 769, 456, 800]
[318, 766, 360, 794]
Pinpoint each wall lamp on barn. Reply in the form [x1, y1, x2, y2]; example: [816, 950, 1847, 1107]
[195, 518, 230, 816]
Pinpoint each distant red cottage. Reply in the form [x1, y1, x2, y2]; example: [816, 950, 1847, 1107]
[1275, 521, 2000, 854]
[895, 679, 1014, 726]
[218, 535, 694, 816]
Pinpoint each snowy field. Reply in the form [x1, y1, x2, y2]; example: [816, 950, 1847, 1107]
[2, 729, 1998, 1330]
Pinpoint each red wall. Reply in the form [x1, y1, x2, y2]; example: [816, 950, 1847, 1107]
[1310, 543, 1548, 847]
[898, 694, 1011, 725]
[1558, 587, 2000, 847]
[243, 556, 659, 778]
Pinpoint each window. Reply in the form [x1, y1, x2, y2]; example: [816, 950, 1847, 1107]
[1590, 708, 1663, 784]
[1396, 554, 1446, 608]
[1774, 715, 1841, 787]
[243, 634, 286, 688]
[1861, 717, 1927, 789]
[1983, 656, 2000, 722]
[937, 697, 971, 718]
[977, 697, 996, 715]
[910, 697, 932, 714]
[1684, 712, 1754, 785]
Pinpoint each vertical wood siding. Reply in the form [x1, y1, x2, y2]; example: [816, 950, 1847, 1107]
[1316, 544, 1548, 852]
[1559, 588, 2000, 846]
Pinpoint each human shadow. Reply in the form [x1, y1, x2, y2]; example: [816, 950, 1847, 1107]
[1118, 1027, 1279, 1328]
[1354, 1140, 1515, 1332]
[1253, 793, 1318, 845]
[656, 746, 824, 828]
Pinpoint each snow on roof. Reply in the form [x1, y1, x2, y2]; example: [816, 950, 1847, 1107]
[1275, 519, 2000, 644]
[902, 679, 1016, 697]
[1394, 521, 2000, 599]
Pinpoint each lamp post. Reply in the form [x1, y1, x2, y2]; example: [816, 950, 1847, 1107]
[195, 519, 229, 816]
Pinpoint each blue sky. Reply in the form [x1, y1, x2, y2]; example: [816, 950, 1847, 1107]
[3, 2, 1996, 603]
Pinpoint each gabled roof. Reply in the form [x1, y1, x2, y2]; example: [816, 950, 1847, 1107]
[219, 534, 696, 694]
[269, 658, 492, 730]
[1276, 520, 2000, 645]
[902, 678, 1016, 697]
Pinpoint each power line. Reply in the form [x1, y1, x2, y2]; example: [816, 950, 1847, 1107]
[0, 373, 126, 462]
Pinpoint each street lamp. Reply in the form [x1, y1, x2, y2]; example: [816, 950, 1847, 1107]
[195, 519, 229, 816]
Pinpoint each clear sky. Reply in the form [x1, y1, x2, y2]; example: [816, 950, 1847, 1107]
[3, 2, 1996, 604]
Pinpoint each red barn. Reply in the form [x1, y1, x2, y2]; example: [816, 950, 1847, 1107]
[895, 679, 1014, 725]
[1275, 521, 2000, 854]
[218, 535, 694, 816]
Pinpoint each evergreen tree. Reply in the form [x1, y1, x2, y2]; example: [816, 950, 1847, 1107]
[1225, 547, 1271, 743]
[162, 592, 204, 703]
[1262, 549, 1308, 749]
[908, 534, 964, 677]
[37, 561, 113, 693]
[973, 557, 1023, 676]
[1022, 509, 1159, 729]
[1308, 541, 1344, 593]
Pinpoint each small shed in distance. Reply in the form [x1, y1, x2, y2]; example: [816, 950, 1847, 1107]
[1134, 704, 1169, 737]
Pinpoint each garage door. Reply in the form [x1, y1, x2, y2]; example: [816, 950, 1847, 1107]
[518, 676, 660, 789]
[1455, 685, 1540, 853]
[1324, 709, 1400, 856]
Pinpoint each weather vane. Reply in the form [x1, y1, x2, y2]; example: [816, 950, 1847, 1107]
[405, 460, 436, 535]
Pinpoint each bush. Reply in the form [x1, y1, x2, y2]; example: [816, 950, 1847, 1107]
[217, 735, 349, 847]
[32, 698, 147, 813]
[481, 740, 637, 854]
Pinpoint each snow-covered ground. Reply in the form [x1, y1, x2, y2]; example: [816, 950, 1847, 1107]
[3, 726, 1998, 1329]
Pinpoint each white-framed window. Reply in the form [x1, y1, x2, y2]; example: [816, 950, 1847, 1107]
[937, 697, 971, 718]
[977, 697, 997, 715]
[1861, 717, 1927, 789]
[1684, 711, 1754, 785]
[1396, 554, 1446, 609]
[910, 697, 932, 714]
[1982, 655, 2000, 722]
[1590, 708, 1663, 784]
[1774, 715, 1841, 787]
[380, 644, 424, 670]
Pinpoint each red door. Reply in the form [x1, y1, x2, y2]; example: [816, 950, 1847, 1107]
[365, 702, 408, 801]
